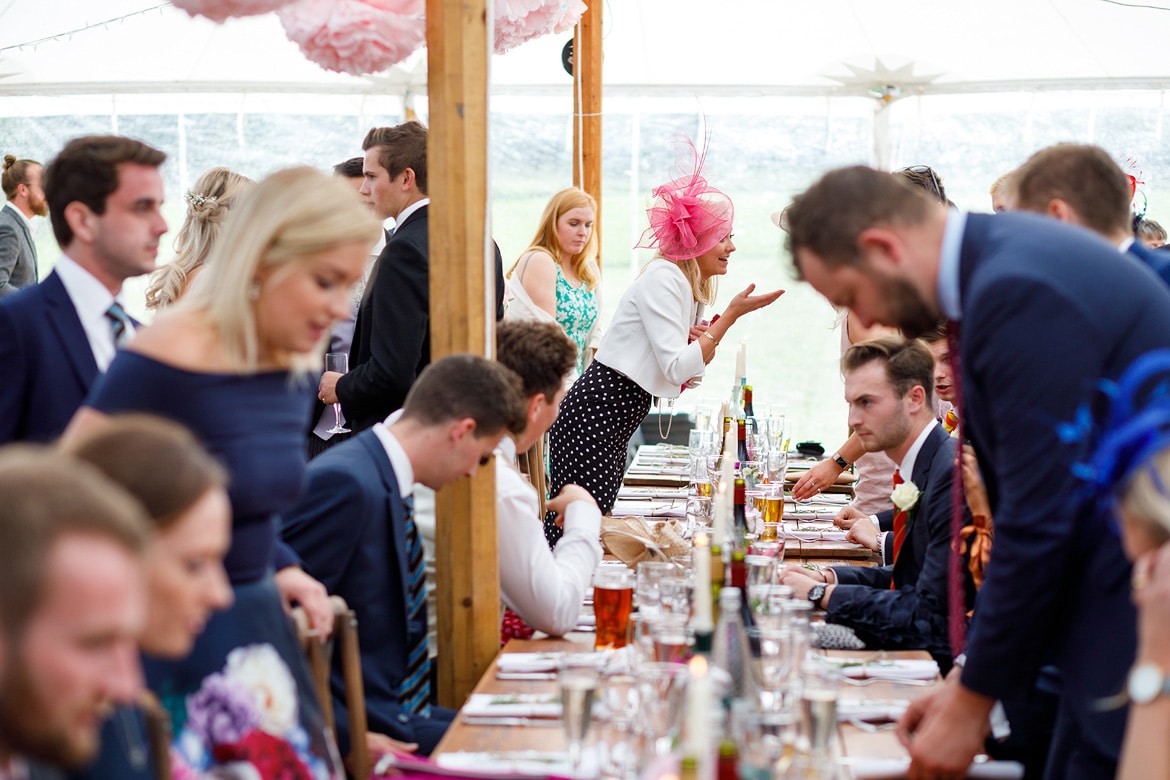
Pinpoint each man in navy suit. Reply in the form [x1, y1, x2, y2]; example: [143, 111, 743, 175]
[282, 354, 526, 756]
[317, 122, 506, 433]
[0, 155, 46, 296]
[0, 136, 167, 444]
[781, 336, 970, 666]
[784, 166, 1170, 779]
[1008, 142, 1170, 287]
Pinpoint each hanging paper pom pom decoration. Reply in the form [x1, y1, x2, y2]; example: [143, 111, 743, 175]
[172, 0, 297, 23]
[494, 0, 588, 55]
[278, 0, 426, 76]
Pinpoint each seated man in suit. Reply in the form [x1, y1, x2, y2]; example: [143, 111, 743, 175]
[495, 321, 602, 637]
[1008, 142, 1170, 286]
[0, 135, 168, 443]
[0, 154, 45, 297]
[780, 335, 972, 666]
[281, 354, 526, 757]
[0, 447, 151, 779]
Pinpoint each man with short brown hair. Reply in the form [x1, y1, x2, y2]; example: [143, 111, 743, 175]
[0, 446, 150, 777]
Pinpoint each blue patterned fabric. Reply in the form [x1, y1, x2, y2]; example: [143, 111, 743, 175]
[553, 264, 598, 376]
[399, 494, 432, 716]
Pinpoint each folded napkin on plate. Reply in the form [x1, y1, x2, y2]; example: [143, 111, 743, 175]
[609, 501, 687, 518]
[437, 750, 597, 779]
[837, 698, 909, 723]
[842, 757, 1023, 779]
[462, 693, 561, 719]
[784, 530, 850, 542]
[376, 751, 573, 780]
[616, 487, 689, 500]
[840, 659, 940, 681]
[495, 653, 564, 673]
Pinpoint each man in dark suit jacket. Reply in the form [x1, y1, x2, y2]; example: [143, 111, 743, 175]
[1010, 142, 1170, 288]
[0, 136, 167, 444]
[318, 122, 505, 433]
[781, 336, 970, 665]
[785, 167, 1170, 779]
[282, 355, 525, 756]
[0, 155, 45, 296]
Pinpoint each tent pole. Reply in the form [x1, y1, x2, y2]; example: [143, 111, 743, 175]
[426, 0, 498, 710]
[572, 0, 603, 269]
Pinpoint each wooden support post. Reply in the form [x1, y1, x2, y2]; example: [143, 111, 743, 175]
[426, 0, 499, 709]
[572, 0, 603, 267]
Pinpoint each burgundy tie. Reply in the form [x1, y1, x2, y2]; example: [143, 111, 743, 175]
[890, 468, 907, 589]
[946, 322, 967, 657]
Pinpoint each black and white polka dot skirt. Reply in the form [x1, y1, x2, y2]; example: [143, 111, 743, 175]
[545, 360, 652, 547]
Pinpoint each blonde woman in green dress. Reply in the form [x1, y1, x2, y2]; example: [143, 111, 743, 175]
[505, 187, 601, 379]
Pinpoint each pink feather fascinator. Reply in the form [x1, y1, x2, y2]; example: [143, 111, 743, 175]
[636, 137, 733, 262]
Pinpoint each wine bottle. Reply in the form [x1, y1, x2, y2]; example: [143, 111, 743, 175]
[737, 418, 749, 464]
[743, 384, 755, 418]
[730, 477, 749, 590]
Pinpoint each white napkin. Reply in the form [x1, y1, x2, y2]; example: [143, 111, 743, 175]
[495, 653, 563, 673]
[842, 757, 1024, 779]
[616, 487, 689, 500]
[840, 659, 940, 681]
[462, 693, 561, 718]
[610, 500, 686, 518]
[838, 698, 909, 722]
[437, 750, 600, 779]
[784, 530, 850, 541]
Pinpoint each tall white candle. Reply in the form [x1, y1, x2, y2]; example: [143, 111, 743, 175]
[685, 655, 712, 756]
[735, 341, 746, 384]
[691, 536, 713, 633]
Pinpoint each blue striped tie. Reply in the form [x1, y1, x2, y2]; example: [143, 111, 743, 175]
[105, 302, 131, 348]
[398, 494, 431, 716]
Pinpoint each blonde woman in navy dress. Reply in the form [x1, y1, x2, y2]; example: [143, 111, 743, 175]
[64, 167, 383, 777]
[545, 146, 783, 545]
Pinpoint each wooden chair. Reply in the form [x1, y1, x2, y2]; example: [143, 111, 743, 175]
[294, 596, 371, 779]
[140, 691, 173, 780]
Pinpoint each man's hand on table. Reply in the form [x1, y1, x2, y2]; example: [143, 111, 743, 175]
[792, 458, 844, 501]
[546, 484, 597, 529]
[845, 517, 881, 552]
[897, 672, 994, 780]
[833, 504, 868, 530]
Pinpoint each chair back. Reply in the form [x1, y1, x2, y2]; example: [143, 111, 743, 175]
[516, 434, 548, 517]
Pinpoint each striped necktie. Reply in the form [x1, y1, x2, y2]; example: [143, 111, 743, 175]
[105, 302, 131, 348]
[399, 494, 432, 716]
[889, 468, 907, 589]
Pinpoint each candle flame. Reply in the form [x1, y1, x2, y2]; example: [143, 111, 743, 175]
[689, 655, 708, 676]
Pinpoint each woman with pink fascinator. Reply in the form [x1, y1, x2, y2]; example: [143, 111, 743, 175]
[543, 141, 784, 547]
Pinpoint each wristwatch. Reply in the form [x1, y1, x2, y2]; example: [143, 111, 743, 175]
[808, 583, 827, 609]
[1127, 662, 1170, 704]
[831, 452, 850, 469]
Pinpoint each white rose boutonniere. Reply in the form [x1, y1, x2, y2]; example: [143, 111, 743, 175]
[891, 480, 922, 512]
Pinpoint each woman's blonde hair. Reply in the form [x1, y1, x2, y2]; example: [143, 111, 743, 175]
[1119, 447, 1170, 547]
[638, 254, 717, 305]
[179, 166, 382, 371]
[508, 187, 599, 290]
[146, 167, 255, 310]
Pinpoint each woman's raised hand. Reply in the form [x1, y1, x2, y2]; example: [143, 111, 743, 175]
[724, 283, 784, 321]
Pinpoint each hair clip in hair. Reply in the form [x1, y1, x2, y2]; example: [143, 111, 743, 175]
[185, 191, 219, 209]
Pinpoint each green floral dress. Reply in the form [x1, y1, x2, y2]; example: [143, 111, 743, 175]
[554, 263, 599, 376]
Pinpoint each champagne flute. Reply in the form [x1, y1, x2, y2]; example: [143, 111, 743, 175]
[559, 654, 599, 774]
[325, 352, 350, 434]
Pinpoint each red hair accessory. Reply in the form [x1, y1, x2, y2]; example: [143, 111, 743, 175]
[636, 139, 733, 261]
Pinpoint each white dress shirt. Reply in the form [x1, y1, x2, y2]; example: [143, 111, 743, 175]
[53, 254, 135, 372]
[496, 435, 602, 635]
[594, 257, 706, 397]
[868, 418, 941, 560]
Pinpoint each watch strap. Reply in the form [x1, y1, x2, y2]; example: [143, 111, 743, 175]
[831, 452, 849, 469]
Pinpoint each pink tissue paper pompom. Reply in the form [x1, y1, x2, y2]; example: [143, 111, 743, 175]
[279, 0, 426, 76]
[172, 0, 298, 23]
[494, 0, 587, 55]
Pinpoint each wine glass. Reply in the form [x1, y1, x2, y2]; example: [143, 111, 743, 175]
[559, 654, 600, 774]
[325, 352, 350, 434]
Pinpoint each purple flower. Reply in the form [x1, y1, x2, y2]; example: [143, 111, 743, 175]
[186, 672, 260, 746]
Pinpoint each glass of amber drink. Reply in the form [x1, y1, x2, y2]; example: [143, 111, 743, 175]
[593, 567, 635, 650]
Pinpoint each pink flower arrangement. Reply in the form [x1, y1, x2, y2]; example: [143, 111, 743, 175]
[494, 0, 587, 54]
[172, 0, 297, 24]
[278, 0, 426, 76]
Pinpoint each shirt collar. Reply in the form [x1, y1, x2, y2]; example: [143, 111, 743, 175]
[396, 197, 430, 228]
[937, 209, 966, 321]
[898, 418, 940, 478]
[53, 254, 120, 319]
[372, 421, 415, 499]
[3, 201, 34, 233]
[1118, 236, 1136, 253]
[497, 434, 518, 462]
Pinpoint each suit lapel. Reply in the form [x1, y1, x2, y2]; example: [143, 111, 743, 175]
[42, 272, 100, 389]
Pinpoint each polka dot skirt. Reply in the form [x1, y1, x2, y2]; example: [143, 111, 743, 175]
[545, 360, 652, 548]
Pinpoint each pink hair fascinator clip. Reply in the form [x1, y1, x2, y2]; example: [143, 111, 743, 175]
[636, 138, 734, 262]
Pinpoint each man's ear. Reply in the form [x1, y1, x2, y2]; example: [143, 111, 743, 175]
[1046, 198, 1078, 225]
[448, 417, 477, 444]
[400, 167, 417, 191]
[527, 394, 545, 427]
[857, 227, 904, 273]
[906, 383, 927, 411]
[63, 201, 96, 245]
